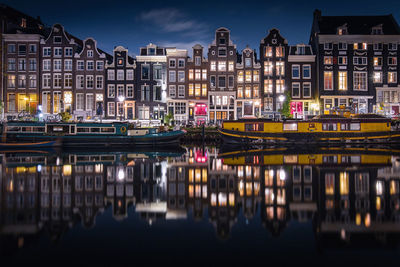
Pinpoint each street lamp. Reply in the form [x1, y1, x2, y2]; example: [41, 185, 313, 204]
[118, 95, 125, 121]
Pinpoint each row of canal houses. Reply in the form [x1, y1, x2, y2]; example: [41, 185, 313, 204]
[3, 5, 400, 124]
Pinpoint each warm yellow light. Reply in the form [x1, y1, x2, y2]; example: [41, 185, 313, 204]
[365, 213, 371, 227]
[356, 213, 361, 226]
[63, 165, 72, 176]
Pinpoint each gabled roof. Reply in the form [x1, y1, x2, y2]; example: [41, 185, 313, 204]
[315, 12, 400, 35]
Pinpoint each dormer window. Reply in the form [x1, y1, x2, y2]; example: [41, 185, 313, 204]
[53, 36, 62, 44]
[21, 18, 26, 28]
[372, 25, 383, 35]
[87, 50, 93, 57]
[296, 45, 305, 55]
[337, 24, 348, 35]
[148, 48, 155, 55]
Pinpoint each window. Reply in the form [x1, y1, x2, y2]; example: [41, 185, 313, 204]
[154, 64, 161, 80]
[276, 62, 284, 76]
[238, 71, 244, 83]
[389, 57, 397, 65]
[87, 50, 93, 57]
[64, 74, 72, 88]
[29, 44, 36, 53]
[324, 43, 332, 50]
[96, 76, 103, 89]
[276, 46, 284, 57]
[389, 43, 398, 50]
[42, 74, 50, 88]
[264, 79, 273, 94]
[388, 72, 397, 83]
[86, 94, 94, 111]
[18, 59, 26, 71]
[169, 71, 176, 82]
[265, 46, 272, 57]
[53, 92, 62, 113]
[108, 85, 115, 98]
[169, 85, 176, 98]
[353, 57, 367, 65]
[43, 59, 51, 71]
[124, 84, 133, 98]
[76, 75, 84, 89]
[338, 42, 347, 50]
[228, 61, 234, 72]
[43, 47, 51, 57]
[218, 48, 227, 56]
[87, 61, 94, 71]
[218, 61, 226, 71]
[29, 75, 37, 88]
[210, 61, 216, 71]
[53, 36, 62, 44]
[141, 65, 150, 80]
[108, 70, 115, 80]
[53, 74, 62, 88]
[283, 123, 298, 131]
[18, 44, 26, 55]
[65, 47, 73, 57]
[54, 47, 62, 57]
[338, 56, 347, 65]
[86, 76, 94, 89]
[108, 102, 115, 116]
[117, 85, 124, 97]
[324, 56, 333, 65]
[210, 76, 216, 88]
[353, 72, 367, 91]
[76, 93, 84, 110]
[178, 71, 185, 82]
[169, 59, 176, 68]
[18, 75, 26, 87]
[8, 93, 15, 112]
[373, 57, 382, 66]
[195, 56, 201, 66]
[245, 85, 251, 98]
[96, 61, 104, 71]
[292, 65, 300, 78]
[178, 59, 185, 68]
[77, 61, 84, 70]
[188, 84, 194, 96]
[237, 86, 243, 98]
[324, 71, 333, 90]
[303, 83, 311, 98]
[245, 70, 252, 82]
[178, 85, 185, 98]
[373, 72, 382, 83]
[8, 58, 16, 71]
[117, 58, 124, 66]
[276, 79, 284, 94]
[117, 70, 124, 80]
[64, 59, 72, 71]
[264, 62, 273, 75]
[53, 59, 61, 71]
[322, 123, 337, 131]
[303, 65, 311, 78]
[338, 72, 347, 90]
[202, 84, 207, 96]
[29, 59, 36, 71]
[245, 58, 251, 67]
[8, 44, 16, 53]
[228, 76, 234, 88]
[202, 69, 207, 80]
[292, 83, 300, 98]
[218, 76, 226, 88]
[374, 43, 383, 50]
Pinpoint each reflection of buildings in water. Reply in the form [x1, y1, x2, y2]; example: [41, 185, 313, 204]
[2, 150, 400, 249]
[317, 155, 400, 245]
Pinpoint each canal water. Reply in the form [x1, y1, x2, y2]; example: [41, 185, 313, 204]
[1, 146, 400, 266]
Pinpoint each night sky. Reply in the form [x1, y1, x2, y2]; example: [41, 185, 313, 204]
[4, 0, 400, 56]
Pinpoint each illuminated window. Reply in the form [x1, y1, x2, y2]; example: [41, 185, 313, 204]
[188, 84, 194, 96]
[202, 84, 207, 96]
[353, 72, 367, 91]
[245, 86, 251, 98]
[253, 70, 259, 82]
[210, 61, 216, 71]
[245, 70, 252, 82]
[373, 57, 382, 66]
[189, 69, 194, 80]
[218, 61, 226, 71]
[195, 84, 201, 96]
[276, 79, 284, 94]
[264, 61, 273, 76]
[276, 62, 284, 76]
[338, 71, 347, 90]
[389, 72, 397, 83]
[228, 61, 234, 72]
[324, 56, 332, 65]
[265, 46, 272, 57]
[276, 46, 284, 57]
[202, 69, 207, 80]
[253, 85, 259, 98]
[340, 172, 349, 195]
[237, 70, 244, 83]
[237, 86, 243, 98]
[325, 173, 335, 195]
[264, 79, 273, 94]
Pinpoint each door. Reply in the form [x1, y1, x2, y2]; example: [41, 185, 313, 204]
[127, 107, 133, 120]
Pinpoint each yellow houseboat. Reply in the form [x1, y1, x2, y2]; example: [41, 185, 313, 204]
[219, 114, 400, 145]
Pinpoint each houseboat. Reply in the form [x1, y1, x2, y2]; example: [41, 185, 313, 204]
[0, 122, 185, 147]
[219, 114, 400, 145]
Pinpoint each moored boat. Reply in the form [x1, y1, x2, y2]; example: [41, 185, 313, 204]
[0, 121, 185, 147]
[219, 114, 400, 145]
[0, 140, 58, 148]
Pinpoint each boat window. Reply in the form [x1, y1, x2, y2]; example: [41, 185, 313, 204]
[101, 128, 115, 133]
[33, 127, 45, 132]
[6, 126, 21, 132]
[70, 126, 75, 134]
[283, 123, 298, 131]
[90, 128, 100, 133]
[22, 127, 32, 132]
[341, 123, 360, 131]
[245, 123, 263, 131]
[77, 128, 90, 133]
[47, 125, 69, 133]
[53, 126, 64, 132]
[322, 123, 337, 131]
